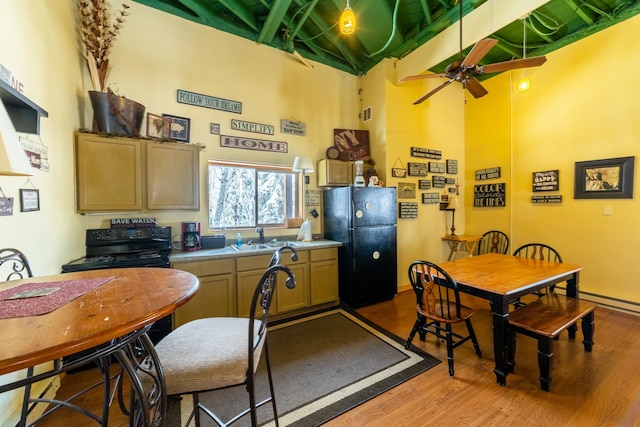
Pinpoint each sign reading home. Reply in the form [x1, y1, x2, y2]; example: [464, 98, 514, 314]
[281, 119, 306, 136]
[177, 90, 242, 114]
[231, 119, 274, 135]
[474, 183, 506, 207]
[220, 135, 288, 153]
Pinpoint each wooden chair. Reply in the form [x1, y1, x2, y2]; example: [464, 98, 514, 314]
[405, 260, 481, 377]
[154, 247, 298, 427]
[476, 230, 509, 255]
[508, 293, 596, 391]
[0, 248, 33, 280]
[512, 243, 563, 306]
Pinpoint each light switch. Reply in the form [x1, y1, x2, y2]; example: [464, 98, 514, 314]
[603, 205, 613, 216]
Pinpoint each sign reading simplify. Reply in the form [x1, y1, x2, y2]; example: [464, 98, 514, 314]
[177, 90, 242, 114]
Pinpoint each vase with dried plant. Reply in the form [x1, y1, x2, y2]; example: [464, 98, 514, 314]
[79, 0, 145, 136]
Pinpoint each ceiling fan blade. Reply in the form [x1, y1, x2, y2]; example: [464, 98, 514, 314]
[400, 73, 447, 82]
[478, 56, 547, 74]
[413, 80, 454, 105]
[464, 78, 488, 98]
[461, 39, 498, 67]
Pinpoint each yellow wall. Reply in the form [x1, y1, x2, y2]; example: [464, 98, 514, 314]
[465, 13, 640, 306]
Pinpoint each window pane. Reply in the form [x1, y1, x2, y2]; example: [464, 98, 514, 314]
[209, 166, 255, 228]
[258, 171, 286, 225]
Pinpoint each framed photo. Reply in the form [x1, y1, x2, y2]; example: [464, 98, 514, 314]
[574, 156, 634, 199]
[146, 113, 171, 139]
[20, 189, 40, 212]
[163, 114, 191, 142]
[397, 182, 416, 199]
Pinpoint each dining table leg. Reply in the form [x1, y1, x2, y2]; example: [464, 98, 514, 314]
[566, 272, 580, 338]
[490, 298, 510, 386]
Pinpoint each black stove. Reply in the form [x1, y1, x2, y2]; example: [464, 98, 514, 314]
[61, 226, 173, 356]
[61, 227, 172, 272]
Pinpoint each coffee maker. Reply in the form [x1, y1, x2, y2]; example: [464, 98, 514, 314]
[181, 221, 201, 251]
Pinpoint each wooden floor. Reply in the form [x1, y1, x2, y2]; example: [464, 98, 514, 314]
[38, 291, 640, 427]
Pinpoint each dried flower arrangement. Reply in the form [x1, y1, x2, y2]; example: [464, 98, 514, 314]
[78, 0, 130, 92]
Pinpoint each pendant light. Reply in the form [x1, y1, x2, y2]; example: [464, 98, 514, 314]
[517, 14, 531, 92]
[340, 0, 356, 35]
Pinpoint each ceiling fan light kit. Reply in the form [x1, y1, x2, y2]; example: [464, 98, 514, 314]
[340, 1, 356, 35]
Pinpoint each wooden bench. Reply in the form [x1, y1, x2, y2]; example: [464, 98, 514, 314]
[507, 294, 596, 391]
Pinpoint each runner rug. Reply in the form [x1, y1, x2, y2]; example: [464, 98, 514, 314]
[165, 306, 440, 427]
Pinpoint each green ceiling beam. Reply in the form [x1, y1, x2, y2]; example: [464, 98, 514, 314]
[257, 0, 294, 44]
[218, 0, 259, 31]
[173, 0, 218, 23]
[564, 0, 597, 26]
[419, 0, 434, 25]
[288, 0, 319, 41]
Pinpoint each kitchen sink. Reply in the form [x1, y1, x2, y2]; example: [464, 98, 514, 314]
[267, 241, 302, 248]
[230, 244, 271, 252]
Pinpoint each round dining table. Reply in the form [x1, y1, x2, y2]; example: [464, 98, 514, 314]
[0, 267, 199, 427]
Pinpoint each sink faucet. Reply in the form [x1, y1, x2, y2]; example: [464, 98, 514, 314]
[255, 227, 265, 244]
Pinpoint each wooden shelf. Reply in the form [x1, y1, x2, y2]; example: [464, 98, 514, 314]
[0, 79, 48, 134]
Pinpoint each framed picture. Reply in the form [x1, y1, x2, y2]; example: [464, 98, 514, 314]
[574, 156, 634, 199]
[397, 182, 416, 199]
[20, 189, 40, 212]
[146, 113, 171, 139]
[163, 114, 191, 142]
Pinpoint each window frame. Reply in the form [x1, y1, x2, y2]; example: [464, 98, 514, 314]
[207, 159, 303, 231]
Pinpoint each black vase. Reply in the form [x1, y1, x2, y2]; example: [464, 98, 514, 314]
[88, 91, 145, 136]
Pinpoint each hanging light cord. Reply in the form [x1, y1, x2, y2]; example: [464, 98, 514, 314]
[364, 0, 401, 58]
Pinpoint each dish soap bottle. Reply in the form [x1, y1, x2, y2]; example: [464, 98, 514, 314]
[236, 232, 243, 248]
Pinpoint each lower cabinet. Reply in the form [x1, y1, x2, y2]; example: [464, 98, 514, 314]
[310, 248, 339, 305]
[172, 246, 337, 324]
[236, 252, 309, 317]
[172, 258, 236, 327]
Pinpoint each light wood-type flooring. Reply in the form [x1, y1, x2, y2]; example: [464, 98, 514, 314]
[36, 290, 640, 426]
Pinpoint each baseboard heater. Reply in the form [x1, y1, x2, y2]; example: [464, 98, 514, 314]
[555, 286, 640, 316]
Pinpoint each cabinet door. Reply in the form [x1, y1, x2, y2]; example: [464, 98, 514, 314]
[276, 263, 309, 314]
[76, 133, 142, 212]
[236, 269, 267, 318]
[146, 142, 200, 210]
[174, 273, 236, 327]
[310, 259, 339, 306]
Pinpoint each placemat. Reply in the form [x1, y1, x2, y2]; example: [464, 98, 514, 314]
[0, 277, 114, 319]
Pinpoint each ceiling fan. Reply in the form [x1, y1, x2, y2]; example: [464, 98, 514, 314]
[401, 2, 547, 105]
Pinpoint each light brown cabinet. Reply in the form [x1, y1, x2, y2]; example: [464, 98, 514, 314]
[309, 247, 339, 305]
[172, 258, 236, 327]
[75, 132, 200, 213]
[317, 159, 352, 187]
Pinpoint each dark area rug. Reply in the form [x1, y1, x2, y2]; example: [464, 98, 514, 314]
[166, 306, 439, 426]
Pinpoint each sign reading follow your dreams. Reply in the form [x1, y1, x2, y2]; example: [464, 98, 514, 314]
[177, 90, 242, 114]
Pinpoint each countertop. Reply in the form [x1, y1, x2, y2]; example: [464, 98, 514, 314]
[170, 239, 342, 263]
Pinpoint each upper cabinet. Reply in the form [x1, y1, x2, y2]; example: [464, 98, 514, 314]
[75, 132, 200, 213]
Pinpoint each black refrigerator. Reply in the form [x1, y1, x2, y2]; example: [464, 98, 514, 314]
[323, 186, 397, 308]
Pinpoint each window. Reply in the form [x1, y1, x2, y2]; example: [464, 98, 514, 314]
[208, 160, 299, 230]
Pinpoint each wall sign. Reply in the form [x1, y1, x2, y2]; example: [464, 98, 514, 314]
[422, 193, 439, 204]
[407, 162, 428, 176]
[333, 129, 370, 161]
[533, 170, 559, 192]
[428, 162, 445, 173]
[398, 182, 416, 199]
[418, 179, 431, 190]
[432, 176, 446, 188]
[446, 160, 458, 174]
[220, 135, 288, 153]
[474, 183, 506, 207]
[177, 89, 242, 114]
[231, 119, 274, 135]
[0, 197, 14, 216]
[281, 119, 306, 136]
[411, 147, 442, 159]
[532, 195, 563, 203]
[398, 202, 418, 219]
[20, 136, 49, 172]
[475, 167, 501, 180]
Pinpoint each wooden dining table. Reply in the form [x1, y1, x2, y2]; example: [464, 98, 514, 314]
[437, 253, 584, 386]
[0, 267, 198, 427]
